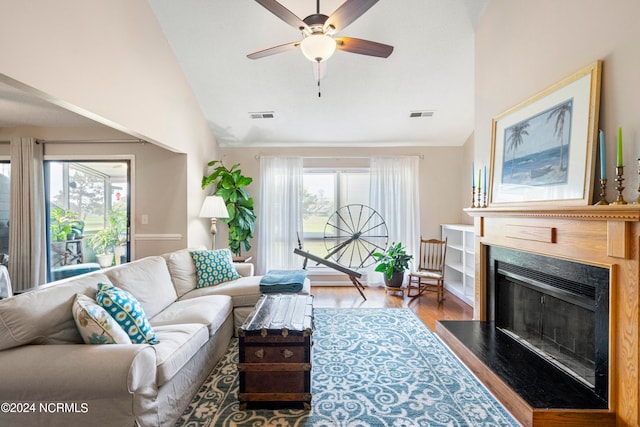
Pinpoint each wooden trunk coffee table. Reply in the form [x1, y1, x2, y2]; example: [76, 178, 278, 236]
[237, 293, 314, 409]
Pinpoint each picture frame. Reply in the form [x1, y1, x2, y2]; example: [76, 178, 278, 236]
[489, 61, 602, 206]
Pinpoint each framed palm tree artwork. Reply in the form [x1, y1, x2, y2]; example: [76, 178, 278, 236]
[489, 61, 602, 206]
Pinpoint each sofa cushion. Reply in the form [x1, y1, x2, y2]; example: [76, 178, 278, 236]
[72, 294, 132, 344]
[163, 247, 202, 297]
[105, 256, 177, 319]
[164, 248, 253, 297]
[0, 272, 112, 351]
[179, 275, 263, 307]
[150, 295, 232, 337]
[96, 283, 159, 345]
[191, 249, 240, 288]
[180, 276, 312, 309]
[152, 323, 209, 386]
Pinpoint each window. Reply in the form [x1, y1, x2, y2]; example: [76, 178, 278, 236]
[45, 161, 130, 281]
[302, 169, 370, 265]
[0, 162, 9, 258]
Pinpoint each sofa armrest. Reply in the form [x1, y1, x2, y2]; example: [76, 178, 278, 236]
[0, 344, 157, 400]
[234, 262, 254, 277]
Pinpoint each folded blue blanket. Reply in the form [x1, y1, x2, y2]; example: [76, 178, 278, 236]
[260, 269, 307, 293]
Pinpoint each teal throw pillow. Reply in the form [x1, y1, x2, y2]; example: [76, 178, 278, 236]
[95, 282, 159, 344]
[191, 249, 241, 288]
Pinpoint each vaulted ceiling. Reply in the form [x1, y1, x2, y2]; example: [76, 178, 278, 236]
[149, 0, 487, 147]
[1, 1, 487, 148]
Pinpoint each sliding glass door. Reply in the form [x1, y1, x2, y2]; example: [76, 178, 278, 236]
[0, 162, 9, 261]
[45, 160, 130, 281]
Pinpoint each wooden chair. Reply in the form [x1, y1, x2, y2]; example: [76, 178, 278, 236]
[407, 237, 447, 301]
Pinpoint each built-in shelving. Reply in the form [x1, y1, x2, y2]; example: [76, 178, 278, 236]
[441, 224, 474, 307]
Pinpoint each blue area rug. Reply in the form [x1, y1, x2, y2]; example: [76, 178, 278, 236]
[176, 308, 519, 426]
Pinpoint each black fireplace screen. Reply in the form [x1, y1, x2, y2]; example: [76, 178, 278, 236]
[497, 274, 596, 386]
[488, 247, 609, 400]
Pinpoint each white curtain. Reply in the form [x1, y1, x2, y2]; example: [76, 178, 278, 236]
[257, 156, 303, 275]
[9, 137, 47, 292]
[368, 156, 421, 285]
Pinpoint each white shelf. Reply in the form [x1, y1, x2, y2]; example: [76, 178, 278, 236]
[448, 243, 464, 252]
[441, 224, 475, 308]
[446, 261, 464, 273]
[444, 280, 474, 306]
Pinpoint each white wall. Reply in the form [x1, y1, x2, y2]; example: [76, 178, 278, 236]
[473, 0, 640, 203]
[0, 0, 219, 250]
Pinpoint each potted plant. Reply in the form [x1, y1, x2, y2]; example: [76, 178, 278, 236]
[201, 160, 256, 256]
[89, 228, 117, 267]
[373, 242, 414, 288]
[50, 207, 84, 241]
[88, 206, 127, 267]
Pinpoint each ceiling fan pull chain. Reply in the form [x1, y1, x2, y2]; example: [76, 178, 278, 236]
[317, 60, 322, 97]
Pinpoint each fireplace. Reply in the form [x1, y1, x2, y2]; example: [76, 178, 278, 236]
[487, 246, 609, 401]
[434, 205, 640, 426]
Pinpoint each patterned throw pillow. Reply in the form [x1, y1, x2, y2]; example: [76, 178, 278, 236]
[72, 294, 132, 345]
[191, 249, 241, 288]
[95, 283, 159, 344]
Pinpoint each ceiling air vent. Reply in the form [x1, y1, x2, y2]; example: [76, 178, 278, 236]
[409, 110, 434, 118]
[249, 111, 275, 119]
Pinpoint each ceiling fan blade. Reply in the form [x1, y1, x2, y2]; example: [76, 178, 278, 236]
[255, 0, 307, 30]
[335, 37, 393, 58]
[247, 41, 300, 59]
[325, 0, 378, 32]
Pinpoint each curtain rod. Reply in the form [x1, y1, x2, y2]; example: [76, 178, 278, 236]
[36, 138, 145, 144]
[254, 154, 424, 160]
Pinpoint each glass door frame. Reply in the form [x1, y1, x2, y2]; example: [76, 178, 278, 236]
[44, 154, 135, 281]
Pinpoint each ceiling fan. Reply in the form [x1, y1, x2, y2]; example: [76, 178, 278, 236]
[247, 0, 394, 63]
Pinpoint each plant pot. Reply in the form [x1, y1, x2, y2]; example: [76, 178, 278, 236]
[384, 271, 405, 288]
[114, 246, 126, 266]
[96, 253, 114, 268]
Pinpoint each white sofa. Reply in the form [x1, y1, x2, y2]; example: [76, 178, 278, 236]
[0, 248, 310, 427]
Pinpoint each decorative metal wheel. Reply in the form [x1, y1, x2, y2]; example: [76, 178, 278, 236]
[323, 204, 388, 269]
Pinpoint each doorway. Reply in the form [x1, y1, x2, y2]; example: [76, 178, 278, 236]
[45, 160, 131, 281]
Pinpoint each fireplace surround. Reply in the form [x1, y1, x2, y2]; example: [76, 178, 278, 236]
[437, 206, 640, 427]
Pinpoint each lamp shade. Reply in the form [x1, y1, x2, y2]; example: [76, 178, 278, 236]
[300, 34, 336, 62]
[199, 195, 229, 219]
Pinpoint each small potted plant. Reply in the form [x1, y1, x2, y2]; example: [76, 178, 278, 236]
[89, 228, 118, 267]
[50, 207, 84, 241]
[88, 206, 127, 268]
[373, 242, 413, 288]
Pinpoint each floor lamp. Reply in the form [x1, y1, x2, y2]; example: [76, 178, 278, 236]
[199, 196, 229, 250]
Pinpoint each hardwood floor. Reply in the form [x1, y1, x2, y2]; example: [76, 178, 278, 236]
[310, 285, 473, 331]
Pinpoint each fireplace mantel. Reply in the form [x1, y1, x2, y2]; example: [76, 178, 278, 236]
[461, 205, 640, 427]
[466, 204, 640, 221]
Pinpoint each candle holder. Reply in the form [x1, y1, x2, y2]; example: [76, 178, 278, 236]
[613, 166, 627, 205]
[476, 187, 483, 208]
[470, 186, 477, 208]
[482, 191, 487, 208]
[594, 179, 609, 205]
[635, 158, 640, 204]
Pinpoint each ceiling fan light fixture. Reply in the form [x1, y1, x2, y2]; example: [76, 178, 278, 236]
[300, 33, 336, 62]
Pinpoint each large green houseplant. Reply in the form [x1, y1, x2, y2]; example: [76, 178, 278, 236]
[201, 160, 256, 256]
[372, 242, 413, 288]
